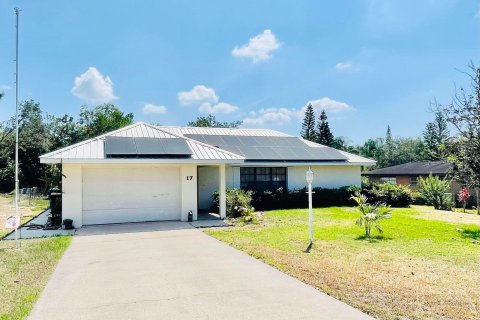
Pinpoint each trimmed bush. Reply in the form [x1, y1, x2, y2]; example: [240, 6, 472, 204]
[211, 188, 253, 218]
[251, 186, 358, 210]
[362, 182, 414, 207]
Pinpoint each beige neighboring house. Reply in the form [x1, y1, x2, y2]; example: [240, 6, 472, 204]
[39, 122, 375, 228]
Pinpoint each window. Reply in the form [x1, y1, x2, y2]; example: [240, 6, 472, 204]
[410, 176, 419, 187]
[240, 167, 287, 192]
[379, 177, 396, 184]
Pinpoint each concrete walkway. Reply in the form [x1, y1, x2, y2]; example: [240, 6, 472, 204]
[4, 210, 75, 240]
[29, 221, 373, 320]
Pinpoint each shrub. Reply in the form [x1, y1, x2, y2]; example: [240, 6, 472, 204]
[351, 193, 392, 238]
[211, 188, 253, 218]
[362, 182, 414, 207]
[418, 174, 454, 210]
[235, 205, 263, 223]
[251, 186, 357, 210]
[458, 187, 470, 213]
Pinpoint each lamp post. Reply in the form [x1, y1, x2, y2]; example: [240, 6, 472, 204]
[306, 167, 314, 245]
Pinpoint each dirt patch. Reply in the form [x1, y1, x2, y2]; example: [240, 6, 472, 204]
[413, 206, 480, 226]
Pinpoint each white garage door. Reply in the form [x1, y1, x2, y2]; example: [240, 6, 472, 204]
[82, 166, 181, 225]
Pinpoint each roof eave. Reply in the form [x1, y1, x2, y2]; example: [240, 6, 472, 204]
[41, 158, 244, 165]
[234, 161, 375, 166]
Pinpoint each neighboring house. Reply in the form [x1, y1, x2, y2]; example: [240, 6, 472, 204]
[40, 122, 375, 227]
[362, 161, 453, 189]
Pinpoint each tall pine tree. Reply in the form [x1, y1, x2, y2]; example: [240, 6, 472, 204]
[300, 104, 316, 141]
[423, 111, 449, 160]
[381, 125, 395, 167]
[317, 110, 334, 146]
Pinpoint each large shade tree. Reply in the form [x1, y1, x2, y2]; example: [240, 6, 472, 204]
[0, 100, 51, 191]
[188, 114, 242, 128]
[78, 104, 134, 139]
[440, 62, 480, 213]
[0, 102, 135, 192]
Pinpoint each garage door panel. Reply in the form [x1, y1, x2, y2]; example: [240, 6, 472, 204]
[82, 167, 180, 225]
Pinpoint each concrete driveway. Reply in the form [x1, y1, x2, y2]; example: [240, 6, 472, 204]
[29, 221, 373, 320]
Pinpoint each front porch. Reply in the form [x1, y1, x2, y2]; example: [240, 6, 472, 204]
[197, 164, 227, 220]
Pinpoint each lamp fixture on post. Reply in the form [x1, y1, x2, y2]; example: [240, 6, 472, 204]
[306, 167, 314, 246]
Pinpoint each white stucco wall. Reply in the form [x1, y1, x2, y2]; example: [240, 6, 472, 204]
[180, 164, 198, 221]
[62, 164, 83, 228]
[287, 165, 361, 190]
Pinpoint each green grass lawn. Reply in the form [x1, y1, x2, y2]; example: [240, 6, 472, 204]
[206, 206, 480, 320]
[0, 236, 72, 320]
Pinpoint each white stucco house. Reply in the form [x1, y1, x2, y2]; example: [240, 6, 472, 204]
[39, 122, 375, 227]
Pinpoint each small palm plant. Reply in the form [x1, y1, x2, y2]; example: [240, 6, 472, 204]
[351, 193, 392, 238]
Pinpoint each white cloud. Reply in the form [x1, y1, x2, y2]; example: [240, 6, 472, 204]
[306, 97, 353, 113]
[142, 103, 167, 114]
[199, 102, 238, 114]
[178, 85, 218, 106]
[243, 97, 352, 126]
[178, 85, 239, 114]
[0, 85, 12, 91]
[232, 29, 281, 63]
[243, 107, 302, 126]
[335, 62, 352, 70]
[71, 67, 117, 103]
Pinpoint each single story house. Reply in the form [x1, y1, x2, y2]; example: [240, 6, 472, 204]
[362, 161, 452, 189]
[362, 161, 452, 190]
[363, 161, 480, 204]
[40, 122, 375, 227]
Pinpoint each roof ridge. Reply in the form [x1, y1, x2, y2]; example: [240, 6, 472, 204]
[153, 126, 245, 159]
[156, 126, 295, 137]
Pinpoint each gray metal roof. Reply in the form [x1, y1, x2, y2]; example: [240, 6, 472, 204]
[40, 123, 245, 163]
[39, 122, 376, 166]
[362, 161, 451, 176]
[184, 134, 348, 161]
[160, 126, 291, 137]
[301, 139, 376, 165]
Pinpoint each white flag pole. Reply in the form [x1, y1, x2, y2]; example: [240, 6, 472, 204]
[14, 7, 21, 248]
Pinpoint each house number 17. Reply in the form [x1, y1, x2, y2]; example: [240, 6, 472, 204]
[186, 176, 193, 180]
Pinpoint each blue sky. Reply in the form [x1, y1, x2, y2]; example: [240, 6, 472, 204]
[0, 0, 479, 143]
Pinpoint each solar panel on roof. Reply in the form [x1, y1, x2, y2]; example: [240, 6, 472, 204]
[222, 135, 243, 146]
[238, 146, 263, 159]
[239, 136, 262, 147]
[291, 147, 312, 159]
[275, 147, 297, 159]
[256, 147, 281, 159]
[105, 137, 137, 155]
[135, 137, 165, 154]
[184, 134, 347, 161]
[202, 135, 227, 147]
[160, 139, 192, 155]
[105, 137, 192, 157]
